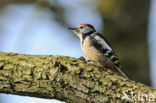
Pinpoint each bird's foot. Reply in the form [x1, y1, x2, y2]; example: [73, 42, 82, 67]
[86, 60, 94, 64]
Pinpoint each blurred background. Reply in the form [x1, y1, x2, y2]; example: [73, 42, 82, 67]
[0, 0, 155, 103]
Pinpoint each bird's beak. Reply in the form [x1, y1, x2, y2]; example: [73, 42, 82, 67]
[68, 27, 76, 30]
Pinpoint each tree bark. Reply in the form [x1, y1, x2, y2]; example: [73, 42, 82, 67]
[0, 52, 155, 102]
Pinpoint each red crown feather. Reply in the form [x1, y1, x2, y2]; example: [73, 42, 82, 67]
[79, 24, 95, 29]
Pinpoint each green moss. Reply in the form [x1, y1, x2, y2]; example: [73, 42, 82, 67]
[0, 52, 155, 102]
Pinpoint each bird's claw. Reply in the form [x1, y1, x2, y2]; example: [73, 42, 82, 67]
[86, 60, 94, 64]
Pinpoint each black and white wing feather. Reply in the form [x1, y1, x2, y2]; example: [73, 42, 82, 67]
[89, 33, 128, 78]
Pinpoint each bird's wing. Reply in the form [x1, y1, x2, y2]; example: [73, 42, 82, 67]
[89, 33, 113, 55]
[89, 33, 128, 78]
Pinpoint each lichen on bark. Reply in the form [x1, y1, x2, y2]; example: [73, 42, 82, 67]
[0, 52, 155, 102]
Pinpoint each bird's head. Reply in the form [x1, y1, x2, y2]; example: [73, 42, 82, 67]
[68, 24, 96, 39]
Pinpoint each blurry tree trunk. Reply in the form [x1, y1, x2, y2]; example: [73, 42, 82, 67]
[0, 52, 155, 102]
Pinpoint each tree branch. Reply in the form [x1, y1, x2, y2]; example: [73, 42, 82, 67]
[0, 52, 155, 102]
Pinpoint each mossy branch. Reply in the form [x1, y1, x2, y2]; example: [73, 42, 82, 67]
[0, 52, 155, 102]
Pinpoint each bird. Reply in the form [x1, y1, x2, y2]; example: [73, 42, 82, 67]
[68, 24, 128, 78]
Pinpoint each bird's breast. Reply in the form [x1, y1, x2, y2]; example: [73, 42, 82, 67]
[81, 38, 106, 62]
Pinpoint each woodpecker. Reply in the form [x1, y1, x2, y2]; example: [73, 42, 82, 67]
[68, 24, 128, 78]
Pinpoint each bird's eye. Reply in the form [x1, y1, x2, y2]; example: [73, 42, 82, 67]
[80, 27, 83, 29]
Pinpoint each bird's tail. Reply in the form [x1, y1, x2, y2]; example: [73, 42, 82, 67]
[115, 66, 128, 78]
[105, 61, 128, 78]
